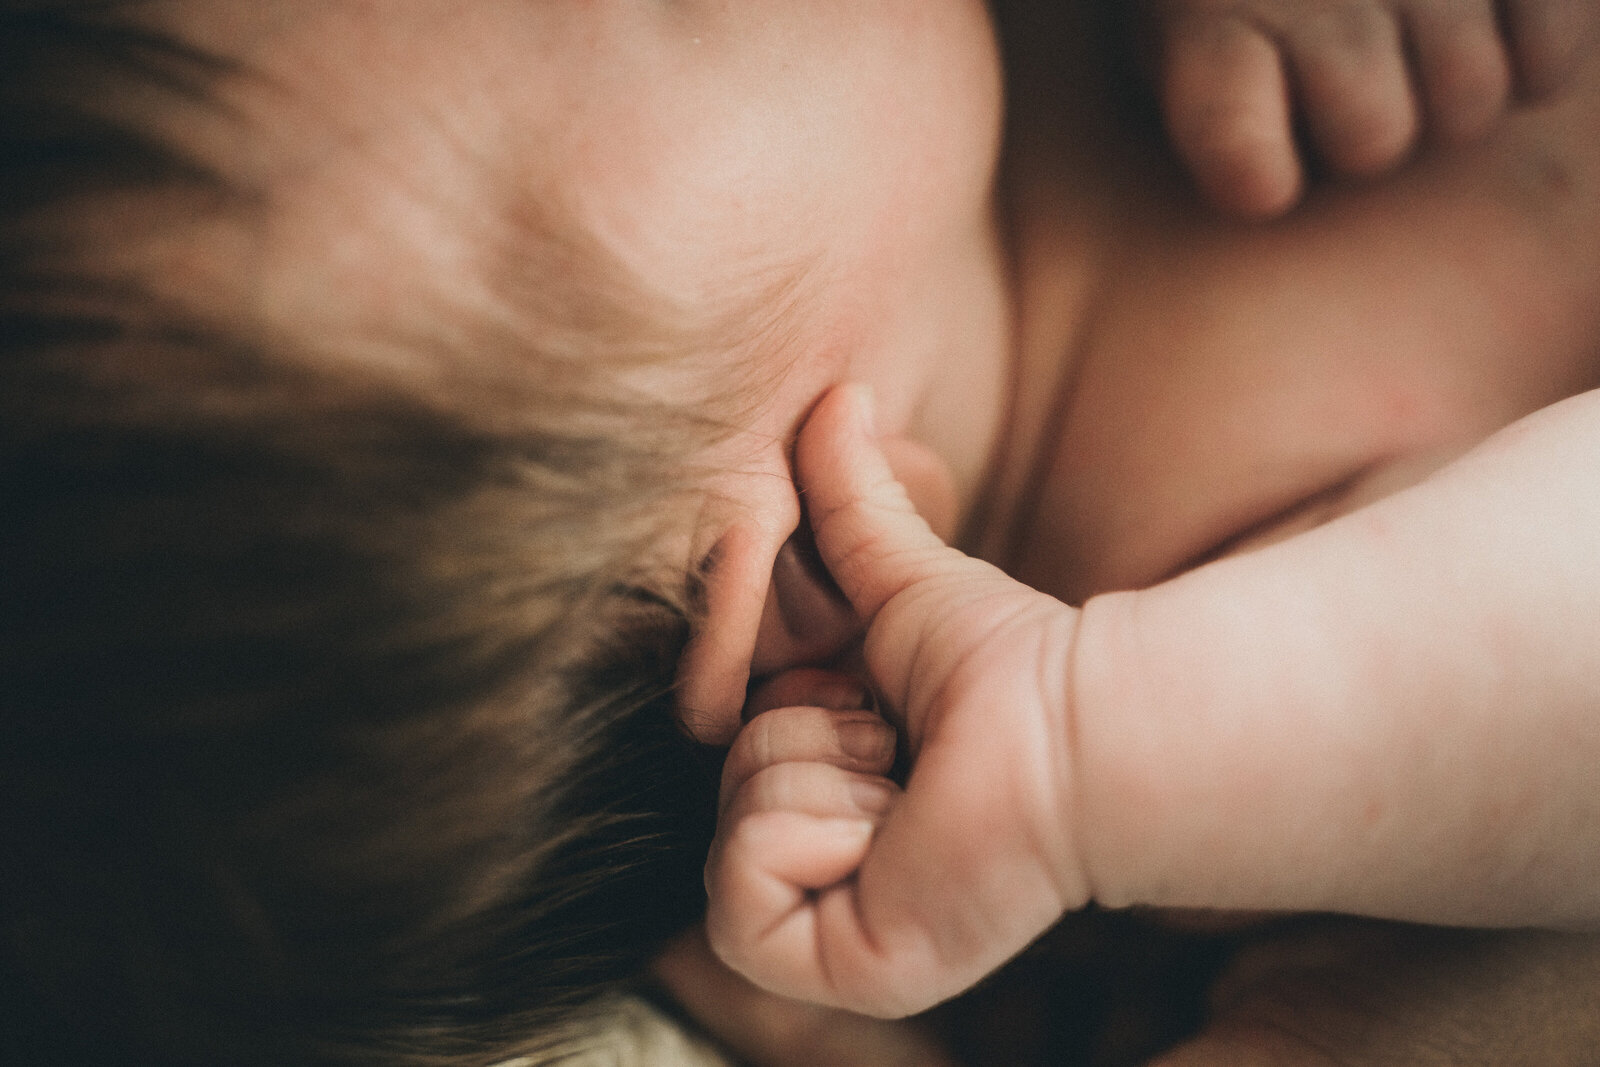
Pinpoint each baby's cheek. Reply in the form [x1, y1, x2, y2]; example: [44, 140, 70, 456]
[880, 435, 960, 542]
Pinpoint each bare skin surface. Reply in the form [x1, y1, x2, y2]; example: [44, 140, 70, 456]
[53, 1, 1600, 1063]
[982, 0, 1600, 606]
[694, 2, 1600, 1063]
[1137, 0, 1600, 217]
[984, 7, 1600, 1062]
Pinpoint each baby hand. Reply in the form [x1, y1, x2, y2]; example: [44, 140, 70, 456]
[1143, 0, 1597, 216]
[703, 385, 1086, 1018]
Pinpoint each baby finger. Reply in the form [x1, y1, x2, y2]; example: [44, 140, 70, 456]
[721, 760, 898, 829]
[1403, 0, 1512, 143]
[1501, 0, 1595, 98]
[705, 809, 877, 1005]
[1286, 3, 1420, 177]
[722, 707, 897, 816]
[1158, 10, 1302, 217]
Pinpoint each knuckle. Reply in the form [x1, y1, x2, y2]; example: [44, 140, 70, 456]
[719, 806, 799, 868]
[702, 909, 751, 968]
[744, 712, 780, 769]
[741, 763, 801, 814]
[721, 721, 774, 795]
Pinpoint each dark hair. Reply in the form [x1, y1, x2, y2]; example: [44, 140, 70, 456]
[1, 5, 720, 1063]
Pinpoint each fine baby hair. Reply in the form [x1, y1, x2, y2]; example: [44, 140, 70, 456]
[1, 4, 728, 1063]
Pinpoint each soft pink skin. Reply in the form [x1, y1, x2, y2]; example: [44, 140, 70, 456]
[140, 0, 1600, 1057]
[1143, 0, 1600, 217]
[706, 386, 1080, 1016]
[706, 384, 1600, 1019]
[1074, 387, 1600, 927]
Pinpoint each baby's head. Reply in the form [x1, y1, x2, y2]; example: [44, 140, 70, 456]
[0, 1, 1004, 1062]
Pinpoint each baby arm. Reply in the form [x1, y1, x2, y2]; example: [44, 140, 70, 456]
[705, 384, 1600, 1018]
[1075, 385, 1600, 928]
[1139, 0, 1598, 216]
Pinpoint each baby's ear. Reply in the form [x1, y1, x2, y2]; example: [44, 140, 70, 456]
[748, 434, 959, 681]
[674, 431, 958, 745]
[674, 518, 862, 747]
[676, 522, 780, 746]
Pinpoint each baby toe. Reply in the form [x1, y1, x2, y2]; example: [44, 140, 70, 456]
[1288, 3, 1420, 176]
[1404, 0, 1512, 143]
[1502, 0, 1595, 99]
[1160, 11, 1304, 216]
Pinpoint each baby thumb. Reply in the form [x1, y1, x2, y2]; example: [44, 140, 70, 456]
[795, 386, 971, 623]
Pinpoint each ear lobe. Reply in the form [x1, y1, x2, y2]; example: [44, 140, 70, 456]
[675, 523, 778, 746]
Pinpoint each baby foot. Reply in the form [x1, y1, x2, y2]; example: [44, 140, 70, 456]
[1143, 0, 1598, 216]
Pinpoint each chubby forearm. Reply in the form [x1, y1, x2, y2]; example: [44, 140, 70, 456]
[706, 385, 1600, 1019]
[1071, 388, 1600, 927]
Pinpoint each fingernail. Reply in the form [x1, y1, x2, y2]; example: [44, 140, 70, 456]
[850, 777, 895, 815]
[838, 718, 894, 762]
